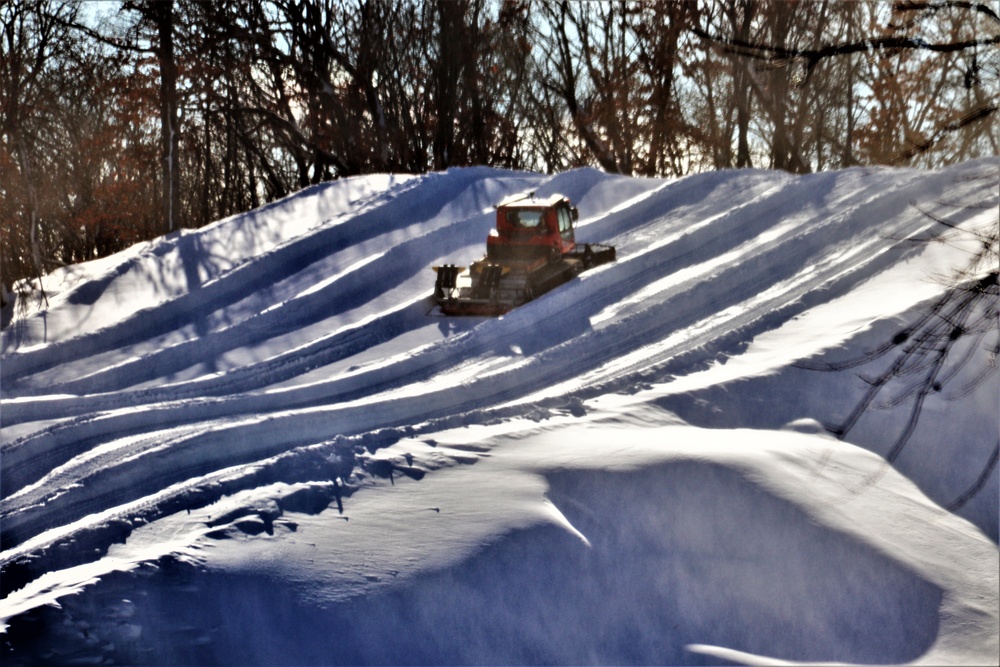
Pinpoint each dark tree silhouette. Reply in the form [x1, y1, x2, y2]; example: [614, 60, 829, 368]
[2, 0, 998, 300]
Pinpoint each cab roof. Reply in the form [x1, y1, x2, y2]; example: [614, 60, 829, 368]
[495, 192, 570, 209]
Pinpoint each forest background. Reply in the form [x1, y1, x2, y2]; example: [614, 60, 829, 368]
[2, 0, 998, 300]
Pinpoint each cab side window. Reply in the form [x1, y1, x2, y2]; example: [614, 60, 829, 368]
[558, 207, 573, 239]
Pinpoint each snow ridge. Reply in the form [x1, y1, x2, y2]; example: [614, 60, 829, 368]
[2, 161, 997, 665]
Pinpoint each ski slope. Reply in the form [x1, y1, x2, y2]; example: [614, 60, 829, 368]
[1, 161, 998, 665]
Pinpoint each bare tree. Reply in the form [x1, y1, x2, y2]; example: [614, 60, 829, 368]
[3, 0, 998, 303]
[535, 0, 623, 173]
[693, 0, 999, 170]
[1, 0, 96, 308]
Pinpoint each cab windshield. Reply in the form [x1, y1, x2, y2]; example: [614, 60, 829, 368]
[505, 209, 543, 229]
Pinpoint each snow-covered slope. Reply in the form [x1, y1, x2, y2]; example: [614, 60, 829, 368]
[2, 161, 997, 665]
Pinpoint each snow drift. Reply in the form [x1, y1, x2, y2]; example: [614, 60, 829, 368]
[1, 160, 997, 665]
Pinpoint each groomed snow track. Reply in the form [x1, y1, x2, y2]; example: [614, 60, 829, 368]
[2, 162, 998, 656]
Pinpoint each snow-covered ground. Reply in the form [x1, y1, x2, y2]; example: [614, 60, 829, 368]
[1, 161, 997, 665]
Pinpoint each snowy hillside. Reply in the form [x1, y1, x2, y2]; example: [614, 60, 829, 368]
[2, 161, 998, 665]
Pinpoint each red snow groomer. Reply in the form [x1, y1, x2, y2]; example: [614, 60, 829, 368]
[433, 192, 615, 316]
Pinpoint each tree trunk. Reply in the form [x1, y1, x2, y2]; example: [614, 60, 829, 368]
[15, 128, 47, 304]
[733, 0, 757, 168]
[150, 0, 181, 233]
[433, 0, 466, 170]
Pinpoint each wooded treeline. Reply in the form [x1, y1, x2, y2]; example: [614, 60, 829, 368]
[2, 0, 998, 291]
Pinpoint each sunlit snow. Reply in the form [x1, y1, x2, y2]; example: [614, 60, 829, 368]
[2, 161, 997, 665]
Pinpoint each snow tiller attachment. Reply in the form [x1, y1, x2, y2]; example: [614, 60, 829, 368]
[432, 192, 615, 316]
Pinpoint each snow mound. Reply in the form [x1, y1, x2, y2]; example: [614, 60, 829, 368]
[2, 161, 997, 664]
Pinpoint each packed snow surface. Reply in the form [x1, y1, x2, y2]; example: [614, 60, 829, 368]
[1, 161, 997, 665]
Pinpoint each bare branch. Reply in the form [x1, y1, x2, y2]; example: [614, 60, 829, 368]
[691, 26, 1000, 70]
[894, 1, 1000, 25]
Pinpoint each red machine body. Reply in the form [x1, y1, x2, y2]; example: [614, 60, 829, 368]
[433, 192, 615, 316]
[486, 193, 579, 265]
